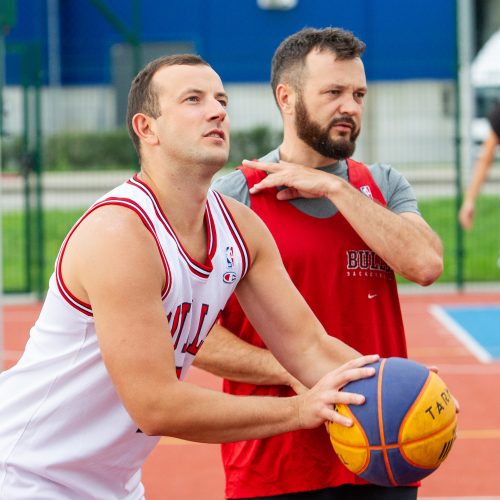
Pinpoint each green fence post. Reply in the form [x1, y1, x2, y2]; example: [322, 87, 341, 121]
[33, 44, 44, 298]
[454, 0, 464, 290]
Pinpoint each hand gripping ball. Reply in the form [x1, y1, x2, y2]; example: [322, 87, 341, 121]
[327, 357, 457, 486]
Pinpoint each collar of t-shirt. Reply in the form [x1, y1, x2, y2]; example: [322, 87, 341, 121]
[256, 148, 346, 218]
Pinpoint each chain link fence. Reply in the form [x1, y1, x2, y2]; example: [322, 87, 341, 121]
[2, 3, 499, 295]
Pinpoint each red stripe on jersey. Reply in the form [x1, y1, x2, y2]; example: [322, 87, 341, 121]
[211, 191, 250, 278]
[128, 175, 215, 279]
[205, 200, 217, 261]
[55, 197, 171, 316]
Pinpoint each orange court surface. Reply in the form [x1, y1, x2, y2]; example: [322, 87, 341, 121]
[2, 291, 500, 499]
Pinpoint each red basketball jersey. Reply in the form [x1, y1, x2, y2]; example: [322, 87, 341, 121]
[220, 160, 409, 498]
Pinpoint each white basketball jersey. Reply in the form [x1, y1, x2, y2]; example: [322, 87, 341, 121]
[0, 174, 250, 499]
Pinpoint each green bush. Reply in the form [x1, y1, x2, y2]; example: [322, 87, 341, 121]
[1, 135, 24, 172]
[4, 126, 283, 173]
[44, 130, 138, 171]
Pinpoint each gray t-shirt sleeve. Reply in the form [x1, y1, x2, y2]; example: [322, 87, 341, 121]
[211, 169, 251, 207]
[368, 163, 421, 215]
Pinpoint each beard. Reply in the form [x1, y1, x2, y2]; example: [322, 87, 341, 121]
[294, 96, 360, 160]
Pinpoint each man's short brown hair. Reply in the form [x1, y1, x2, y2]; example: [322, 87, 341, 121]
[271, 27, 366, 105]
[127, 54, 209, 160]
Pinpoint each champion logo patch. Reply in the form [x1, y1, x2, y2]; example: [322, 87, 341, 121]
[223, 271, 237, 284]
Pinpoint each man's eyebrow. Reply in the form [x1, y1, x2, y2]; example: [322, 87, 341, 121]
[320, 83, 368, 93]
[179, 89, 229, 101]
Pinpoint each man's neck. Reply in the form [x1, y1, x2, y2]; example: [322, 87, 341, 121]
[138, 159, 213, 237]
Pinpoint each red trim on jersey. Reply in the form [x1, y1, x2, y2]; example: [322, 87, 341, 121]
[129, 175, 217, 277]
[211, 190, 251, 278]
[205, 199, 218, 262]
[128, 175, 216, 279]
[55, 197, 171, 316]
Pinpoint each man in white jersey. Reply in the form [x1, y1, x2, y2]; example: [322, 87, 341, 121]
[0, 54, 378, 499]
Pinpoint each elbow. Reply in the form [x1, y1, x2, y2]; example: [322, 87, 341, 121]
[413, 255, 443, 286]
[130, 383, 185, 438]
[398, 250, 443, 286]
[134, 409, 168, 437]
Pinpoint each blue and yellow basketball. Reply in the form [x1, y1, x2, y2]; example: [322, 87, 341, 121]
[327, 357, 457, 486]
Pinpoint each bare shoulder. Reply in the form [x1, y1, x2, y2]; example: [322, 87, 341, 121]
[68, 204, 159, 260]
[62, 204, 165, 304]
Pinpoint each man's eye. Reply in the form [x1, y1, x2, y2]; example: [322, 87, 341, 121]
[186, 96, 200, 102]
[218, 99, 228, 108]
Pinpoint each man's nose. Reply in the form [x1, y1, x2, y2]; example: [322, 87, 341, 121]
[209, 99, 227, 122]
[339, 95, 361, 116]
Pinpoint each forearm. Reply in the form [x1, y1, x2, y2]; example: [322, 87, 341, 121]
[292, 332, 360, 388]
[238, 280, 360, 388]
[139, 380, 300, 442]
[194, 324, 296, 387]
[329, 180, 442, 285]
[464, 158, 493, 204]
[464, 132, 498, 204]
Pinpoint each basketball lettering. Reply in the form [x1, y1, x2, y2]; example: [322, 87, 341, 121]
[424, 388, 452, 420]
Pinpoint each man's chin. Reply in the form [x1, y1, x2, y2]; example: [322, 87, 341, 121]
[204, 153, 229, 171]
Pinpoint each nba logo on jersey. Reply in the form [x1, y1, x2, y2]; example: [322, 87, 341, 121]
[360, 185, 373, 199]
[226, 246, 234, 268]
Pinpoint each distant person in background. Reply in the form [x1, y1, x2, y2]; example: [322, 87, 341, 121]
[459, 101, 500, 230]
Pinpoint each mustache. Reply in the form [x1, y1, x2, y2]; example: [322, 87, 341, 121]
[329, 115, 357, 130]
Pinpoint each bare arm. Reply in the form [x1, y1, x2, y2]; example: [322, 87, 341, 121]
[459, 130, 499, 230]
[244, 159, 443, 286]
[64, 205, 376, 443]
[194, 323, 306, 393]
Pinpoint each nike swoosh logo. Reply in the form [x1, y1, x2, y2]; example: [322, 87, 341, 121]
[368, 293, 377, 299]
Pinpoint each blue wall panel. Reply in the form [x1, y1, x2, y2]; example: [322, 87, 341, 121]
[4, 0, 456, 85]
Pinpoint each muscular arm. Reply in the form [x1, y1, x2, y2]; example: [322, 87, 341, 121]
[244, 159, 443, 286]
[63, 204, 375, 443]
[459, 130, 499, 230]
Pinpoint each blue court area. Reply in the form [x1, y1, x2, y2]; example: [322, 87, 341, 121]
[437, 305, 500, 361]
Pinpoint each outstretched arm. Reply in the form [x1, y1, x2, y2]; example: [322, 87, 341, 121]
[459, 130, 499, 230]
[244, 159, 443, 286]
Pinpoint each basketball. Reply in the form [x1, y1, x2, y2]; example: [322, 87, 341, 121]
[327, 357, 457, 486]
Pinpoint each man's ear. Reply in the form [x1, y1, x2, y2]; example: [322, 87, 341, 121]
[132, 113, 159, 146]
[275, 83, 296, 116]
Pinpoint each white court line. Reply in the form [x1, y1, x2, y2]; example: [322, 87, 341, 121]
[429, 305, 493, 363]
[421, 497, 500, 500]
